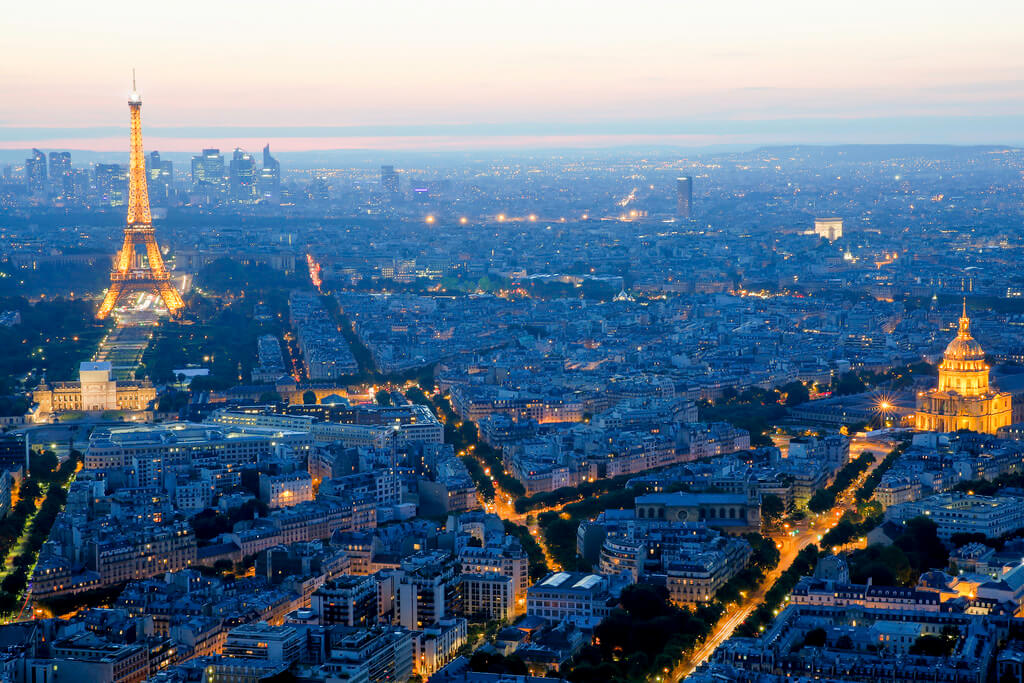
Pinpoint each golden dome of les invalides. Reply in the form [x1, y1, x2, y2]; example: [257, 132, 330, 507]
[914, 301, 1012, 435]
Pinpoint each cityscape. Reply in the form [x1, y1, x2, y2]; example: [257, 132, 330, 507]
[2, 4, 1024, 683]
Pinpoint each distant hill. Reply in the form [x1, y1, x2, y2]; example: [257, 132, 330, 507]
[751, 144, 1022, 161]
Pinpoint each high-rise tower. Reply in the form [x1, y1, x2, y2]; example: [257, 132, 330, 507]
[257, 144, 281, 202]
[25, 149, 47, 195]
[97, 75, 185, 320]
[381, 165, 400, 193]
[147, 151, 174, 204]
[48, 152, 72, 196]
[676, 176, 692, 219]
[229, 148, 256, 202]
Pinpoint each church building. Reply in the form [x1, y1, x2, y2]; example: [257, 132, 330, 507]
[915, 303, 1012, 434]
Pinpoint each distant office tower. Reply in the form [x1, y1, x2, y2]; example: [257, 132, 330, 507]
[147, 151, 174, 204]
[381, 165, 400, 193]
[229, 148, 256, 202]
[257, 144, 281, 202]
[676, 176, 693, 219]
[48, 151, 71, 195]
[814, 217, 843, 241]
[25, 149, 47, 194]
[95, 163, 128, 206]
[309, 177, 330, 202]
[191, 148, 225, 191]
[68, 169, 90, 203]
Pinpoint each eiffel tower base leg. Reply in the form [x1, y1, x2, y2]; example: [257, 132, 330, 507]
[97, 282, 125, 320]
[156, 280, 185, 318]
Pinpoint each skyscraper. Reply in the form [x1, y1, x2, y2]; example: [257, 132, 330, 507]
[25, 149, 47, 194]
[95, 164, 128, 206]
[48, 151, 72, 196]
[229, 148, 256, 202]
[381, 165, 400, 193]
[191, 148, 225, 192]
[68, 169, 90, 203]
[257, 144, 281, 202]
[676, 176, 693, 219]
[147, 151, 174, 204]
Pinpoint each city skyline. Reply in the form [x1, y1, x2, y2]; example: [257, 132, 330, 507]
[3, 0, 1024, 151]
[4, 5, 1024, 681]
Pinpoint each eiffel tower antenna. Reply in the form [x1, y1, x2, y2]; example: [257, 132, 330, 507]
[97, 77, 185, 320]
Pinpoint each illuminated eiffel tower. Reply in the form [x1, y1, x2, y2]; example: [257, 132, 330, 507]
[97, 74, 184, 320]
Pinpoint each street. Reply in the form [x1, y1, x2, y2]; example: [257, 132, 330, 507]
[672, 447, 888, 680]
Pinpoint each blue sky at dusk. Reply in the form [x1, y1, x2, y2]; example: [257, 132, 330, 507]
[3, 0, 1023, 150]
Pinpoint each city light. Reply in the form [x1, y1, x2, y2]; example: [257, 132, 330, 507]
[3, 24, 1017, 677]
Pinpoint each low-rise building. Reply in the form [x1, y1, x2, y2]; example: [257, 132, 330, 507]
[29, 631, 149, 683]
[462, 573, 515, 622]
[579, 511, 751, 606]
[886, 491, 1024, 541]
[414, 616, 467, 679]
[458, 541, 530, 615]
[311, 575, 378, 627]
[312, 625, 414, 683]
[221, 622, 302, 665]
[526, 572, 615, 629]
[259, 471, 314, 508]
[634, 491, 761, 532]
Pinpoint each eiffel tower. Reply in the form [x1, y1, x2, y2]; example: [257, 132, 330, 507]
[97, 75, 185, 320]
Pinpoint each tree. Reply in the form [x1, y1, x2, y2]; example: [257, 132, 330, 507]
[894, 516, 948, 574]
[468, 652, 527, 676]
[190, 508, 232, 541]
[848, 543, 914, 586]
[259, 391, 283, 404]
[30, 450, 59, 479]
[302, 390, 317, 405]
[158, 391, 189, 414]
[909, 630, 958, 657]
[761, 494, 785, 526]
[1, 567, 27, 594]
[227, 498, 269, 524]
[780, 381, 810, 406]
[835, 372, 867, 396]
[620, 584, 671, 621]
[807, 489, 834, 514]
[803, 627, 827, 647]
[20, 479, 42, 501]
[744, 532, 781, 571]
[0, 591, 19, 615]
[949, 532, 988, 548]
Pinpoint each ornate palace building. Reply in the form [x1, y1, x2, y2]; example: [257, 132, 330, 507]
[915, 303, 1012, 434]
[32, 361, 156, 419]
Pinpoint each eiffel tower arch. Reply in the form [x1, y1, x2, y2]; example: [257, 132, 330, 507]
[97, 76, 184, 320]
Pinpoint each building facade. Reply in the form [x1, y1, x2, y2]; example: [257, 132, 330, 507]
[33, 362, 156, 417]
[915, 304, 1012, 434]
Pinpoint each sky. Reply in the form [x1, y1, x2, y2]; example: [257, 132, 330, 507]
[2, 0, 1024, 152]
